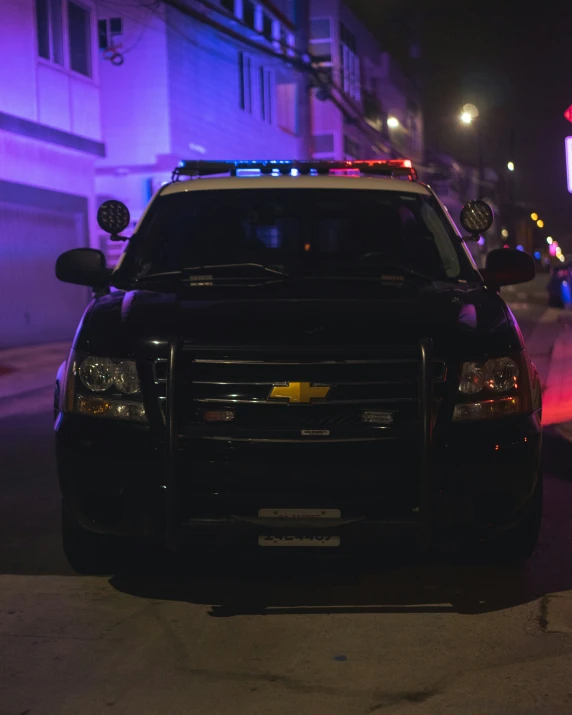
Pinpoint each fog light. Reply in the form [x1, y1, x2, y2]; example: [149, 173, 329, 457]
[76, 395, 147, 423]
[204, 410, 235, 422]
[361, 410, 394, 426]
[453, 397, 519, 422]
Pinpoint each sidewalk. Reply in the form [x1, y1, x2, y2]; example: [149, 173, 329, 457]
[0, 343, 68, 403]
[540, 314, 572, 431]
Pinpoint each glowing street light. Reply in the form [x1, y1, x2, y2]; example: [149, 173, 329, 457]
[547, 236, 553, 244]
[556, 246, 563, 256]
[501, 229, 509, 238]
[507, 161, 515, 171]
[537, 219, 544, 228]
[459, 103, 479, 125]
[387, 116, 400, 129]
[531, 213, 538, 221]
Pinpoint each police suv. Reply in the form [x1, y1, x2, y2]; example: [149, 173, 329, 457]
[54, 159, 542, 572]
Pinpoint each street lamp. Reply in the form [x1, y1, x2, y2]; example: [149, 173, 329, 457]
[460, 112, 473, 125]
[547, 236, 553, 244]
[387, 116, 400, 129]
[531, 213, 538, 221]
[507, 161, 515, 171]
[537, 219, 544, 228]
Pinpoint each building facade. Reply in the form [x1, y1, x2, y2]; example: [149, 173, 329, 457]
[0, 0, 104, 347]
[308, 0, 423, 163]
[95, 0, 308, 263]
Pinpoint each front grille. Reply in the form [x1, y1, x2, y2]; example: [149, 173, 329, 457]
[153, 344, 439, 524]
[151, 346, 444, 442]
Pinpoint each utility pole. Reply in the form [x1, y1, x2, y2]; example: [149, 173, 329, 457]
[293, 0, 311, 160]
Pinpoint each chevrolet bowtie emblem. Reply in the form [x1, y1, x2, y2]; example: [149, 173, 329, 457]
[268, 382, 331, 404]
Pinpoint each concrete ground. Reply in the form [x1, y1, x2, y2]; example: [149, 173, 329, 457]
[2, 278, 572, 715]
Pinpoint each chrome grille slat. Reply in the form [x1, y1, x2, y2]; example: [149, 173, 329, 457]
[194, 397, 417, 405]
[193, 380, 414, 386]
[193, 358, 419, 366]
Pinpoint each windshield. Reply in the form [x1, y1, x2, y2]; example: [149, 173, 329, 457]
[117, 189, 475, 286]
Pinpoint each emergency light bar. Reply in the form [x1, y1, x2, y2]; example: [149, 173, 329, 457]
[172, 159, 417, 182]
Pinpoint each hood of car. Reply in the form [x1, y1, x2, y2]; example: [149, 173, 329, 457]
[76, 285, 522, 360]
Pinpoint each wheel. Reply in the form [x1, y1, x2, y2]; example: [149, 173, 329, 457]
[61, 503, 121, 574]
[468, 473, 543, 564]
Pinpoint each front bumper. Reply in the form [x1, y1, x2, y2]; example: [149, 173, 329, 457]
[55, 409, 542, 547]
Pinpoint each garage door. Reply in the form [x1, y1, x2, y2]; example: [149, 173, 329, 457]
[0, 202, 91, 348]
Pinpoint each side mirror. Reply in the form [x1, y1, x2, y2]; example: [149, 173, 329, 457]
[460, 200, 494, 238]
[56, 248, 109, 288]
[481, 248, 535, 289]
[97, 200, 130, 241]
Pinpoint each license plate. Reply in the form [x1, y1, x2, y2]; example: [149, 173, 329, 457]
[258, 508, 341, 519]
[258, 508, 340, 547]
[258, 535, 340, 547]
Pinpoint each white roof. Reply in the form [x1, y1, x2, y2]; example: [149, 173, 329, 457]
[160, 175, 432, 196]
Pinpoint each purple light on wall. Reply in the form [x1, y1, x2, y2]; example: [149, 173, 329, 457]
[566, 137, 572, 193]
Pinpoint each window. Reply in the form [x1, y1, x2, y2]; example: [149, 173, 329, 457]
[265, 70, 273, 124]
[309, 17, 332, 71]
[340, 22, 360, 102]
[259, 67, 265, 120]
[259, 67, 274, 123]
[220, 0, 234, 12]
[243, 0, 255, 29]
[277, 82, 297, 135]
[310, 18, 331, 40]
[35, 0, 63, 64]
[125, 190, 472, 286]
[262, 13, 273, 41]
[68, 2, 91, 76]
[238, 52, 252, 113]
[344, 135, 361, 159]
[98, 17, 122, 50]
[312, 134, 335, 154]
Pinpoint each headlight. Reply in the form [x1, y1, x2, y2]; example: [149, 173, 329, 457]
[114, 361, 140, 394]
[484, 357, 519, 393]
[459, 362, 485, 395]
[454, 355, 522, 422]
[76, 395, 146, 423]
[79, 356, 115, 392]
[453, 397, 520, 422]
[73, 354, 146, 423]
[458, 357, 519, 396]
[78, 356, 140, 394]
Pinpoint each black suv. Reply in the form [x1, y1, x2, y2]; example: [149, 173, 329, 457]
[54, 160, 542, 573]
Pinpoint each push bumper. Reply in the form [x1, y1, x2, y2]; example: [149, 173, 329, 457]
[55, 408, 542, 547]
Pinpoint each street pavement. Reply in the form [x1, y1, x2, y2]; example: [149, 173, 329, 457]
[3, 278, 572, 714]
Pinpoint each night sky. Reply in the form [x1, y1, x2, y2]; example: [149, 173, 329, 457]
[348, 0, 572, 244]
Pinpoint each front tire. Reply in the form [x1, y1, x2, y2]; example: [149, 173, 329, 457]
[61, 503, 120, 574]
[469, 473, 543, 563]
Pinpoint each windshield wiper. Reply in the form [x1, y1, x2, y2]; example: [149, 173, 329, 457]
[182, 263, 289, 276]
[133, 263, 289, 284]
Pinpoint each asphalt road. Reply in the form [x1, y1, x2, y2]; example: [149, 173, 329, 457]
[3, 280, 572, 715]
